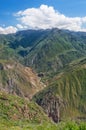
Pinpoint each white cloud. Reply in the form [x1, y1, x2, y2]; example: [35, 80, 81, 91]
[0, 26, 17, 34]
[16, 24, 28, 30]
[16, 24, 24, 29]
[15, 4, 86, 32]
[0, 4, 86, 34]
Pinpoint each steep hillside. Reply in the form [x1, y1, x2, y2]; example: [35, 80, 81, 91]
[0, 28, 86, 76]
[33, 59, 86, 122]
[24, 29, 86, 74]
[0, 60, 44, 99]
[0, 92, 86, 130]
[0, 28, 86, 126]
[0, 91, 52, 130]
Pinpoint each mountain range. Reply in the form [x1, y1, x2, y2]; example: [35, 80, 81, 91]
[0, 28, 86, 129]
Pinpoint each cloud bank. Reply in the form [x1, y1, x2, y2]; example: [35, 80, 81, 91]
[1, 5, 86, 34]
[0, 26, 17, 34]
[16, 5, 86, 31]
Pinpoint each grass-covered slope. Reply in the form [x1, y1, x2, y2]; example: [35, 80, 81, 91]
[0, 92, 86, 130]
[0, 28, 86, 75]
[33, 59, 86, 122]
[0, 28, 86, 128]
[24, 29, 86, 74]
[0, 91, 52, 130]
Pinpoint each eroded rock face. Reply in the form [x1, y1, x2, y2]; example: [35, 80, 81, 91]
[0, 63, 4, 70]
[35, 92, 64, 123]
[0, 61, 45, 99]
[7, 78, 24, 97]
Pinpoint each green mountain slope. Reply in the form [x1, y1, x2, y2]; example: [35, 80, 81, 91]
[33, 59, 86, 122]
[0, 91, 52, 130]
[0, 28, 86, 75]
[0, 92, 86, 130]
[0, 28, 86, 127]
[24, 29, 86, 74]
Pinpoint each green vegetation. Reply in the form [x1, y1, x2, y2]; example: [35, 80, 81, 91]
[23, 29, 86, 74]
[1, 91, 85, 130]
[0, 28, 86, 129]
[0, 28, 86, 75]
[0, 92, 51, 130]
[33, 60, 86, 121]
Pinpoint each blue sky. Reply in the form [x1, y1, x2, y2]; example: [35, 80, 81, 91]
[0, 0, 86, 34]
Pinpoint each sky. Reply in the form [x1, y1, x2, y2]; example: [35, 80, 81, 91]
[0, 0, 86, 34]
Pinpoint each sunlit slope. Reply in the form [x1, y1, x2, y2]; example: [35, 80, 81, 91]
[0, 28, 86, 75]
[0, 60, 44, 99]
[0, 91, 52, 130]
[33, 59, 86, 122]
